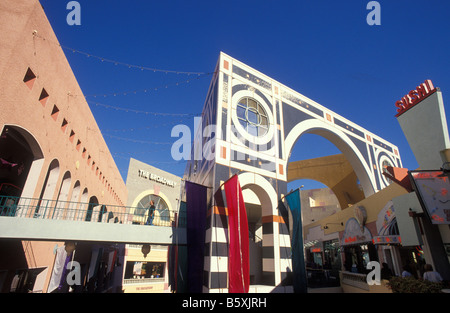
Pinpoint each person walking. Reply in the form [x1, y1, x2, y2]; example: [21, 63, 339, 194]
[422, 264, 443, 283]
[402, 264, 413, 278]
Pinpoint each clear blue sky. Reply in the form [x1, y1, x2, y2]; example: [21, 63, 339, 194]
[39, 0, 450, 191]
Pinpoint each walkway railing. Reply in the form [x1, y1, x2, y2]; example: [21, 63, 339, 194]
[0, 195, 186, 227]
[340, 271, 369, 291]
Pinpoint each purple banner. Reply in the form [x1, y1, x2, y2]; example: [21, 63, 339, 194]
[185, 181, 207, 293]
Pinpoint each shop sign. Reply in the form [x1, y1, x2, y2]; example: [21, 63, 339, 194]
[395, 80, 436, 117]
[372, 235, 401, 245]
[138, 169, 176, 187]
[341, 218, 372, 246]
[409, 170, 450, 224]
[374, 201, 402, 244]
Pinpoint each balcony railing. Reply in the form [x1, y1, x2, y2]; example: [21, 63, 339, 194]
[0, 195, 186, 227]
[123, 277, 165, 285]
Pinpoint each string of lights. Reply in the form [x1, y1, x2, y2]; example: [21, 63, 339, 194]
[103, 133, 175, 145]
[33, 32, 211, 76]
[83, 73, 212, 98]
[33, 32, 207, 119]
[100, 118, 193, 133]
[89, 100, 200, 117]
[112, 153, 184, 165]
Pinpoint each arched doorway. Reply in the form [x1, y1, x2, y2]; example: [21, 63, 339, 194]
[237, 172, 287, 287]
[0, 125, 44, 199]
[85, 196, 99, 222]
[75, 187, 89, 221]
[67, 181, 81, 220]
[33, 159, 60, 218]
[39, 159, 60, 201]
[53, 171, 71, 220]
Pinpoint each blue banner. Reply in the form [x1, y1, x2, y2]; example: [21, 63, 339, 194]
[285, 189, 307, 293]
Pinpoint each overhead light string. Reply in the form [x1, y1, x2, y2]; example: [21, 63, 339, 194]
[88, 100, 200, 117]
[103, 133, 174, 145]
[83, 72, 212, 99]
[32, 31, 212, 76]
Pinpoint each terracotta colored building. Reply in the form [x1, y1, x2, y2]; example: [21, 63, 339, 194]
[0, 0, 127, 292]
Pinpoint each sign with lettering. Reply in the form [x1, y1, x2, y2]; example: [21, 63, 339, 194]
[372, 235, 401, 245]
[138, 169, 176, 187]
[341, 217, 373, 246]
[409, 170, 450, 224]
[395, 80, 436, 117]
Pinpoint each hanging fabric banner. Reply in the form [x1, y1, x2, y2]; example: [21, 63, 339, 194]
[224, 175, 249, 293]
[278, 199, 290, 230]
[87, 247, 103, 282]
[285, 189, 307, 293]
[47, 246, 68, 293]
[107, 250, 117, 274]
[185, 181, 207, 293]
[177, 201, 188, 292]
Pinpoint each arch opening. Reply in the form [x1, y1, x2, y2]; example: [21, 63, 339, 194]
[85, 196, 99, 222]
[238, 172, 278, 286]
[286, 123, 374, 210]
[53, 171, 71, 220]
[0, 125, 44, 199]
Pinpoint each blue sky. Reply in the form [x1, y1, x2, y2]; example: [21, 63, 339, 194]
[39, 0, 450, 191]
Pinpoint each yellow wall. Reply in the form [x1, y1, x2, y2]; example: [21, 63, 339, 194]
[288, 154, 365, 209]
[304, 183, 408, 237]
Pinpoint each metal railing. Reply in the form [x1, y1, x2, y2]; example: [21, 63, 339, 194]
[340, 271, 369, 291]
[123, 277, 165, 285]
[0, 195, 186, 227]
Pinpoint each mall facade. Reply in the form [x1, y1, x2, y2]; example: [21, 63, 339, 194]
[182, 52, 403, 292]
[121, 158, 182, 293]
[0, 0, 127, 292]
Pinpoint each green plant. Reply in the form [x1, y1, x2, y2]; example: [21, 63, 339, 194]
[387, 276, 443, 293]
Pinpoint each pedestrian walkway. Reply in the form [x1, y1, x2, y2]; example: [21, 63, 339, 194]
[0, 195, 186, 244]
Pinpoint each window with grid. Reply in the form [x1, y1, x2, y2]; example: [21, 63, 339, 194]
[236, 97, 269, 137]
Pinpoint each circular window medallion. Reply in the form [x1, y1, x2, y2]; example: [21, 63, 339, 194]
[236, 97, 269, 137]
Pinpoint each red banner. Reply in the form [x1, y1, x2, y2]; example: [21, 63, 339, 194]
[224, 175, 249, 293]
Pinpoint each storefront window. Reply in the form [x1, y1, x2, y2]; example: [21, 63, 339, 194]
[343, 243, 378, 274]
[124, 261, 165, 279]
[323, 239, 341, 270]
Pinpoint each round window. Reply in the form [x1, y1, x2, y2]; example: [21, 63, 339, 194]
[236, 97, 269, 137]
[136, 194, 171, 225]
